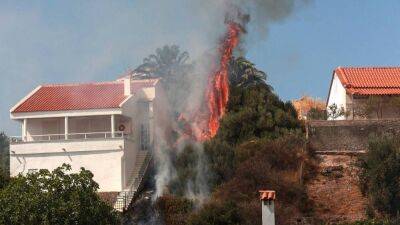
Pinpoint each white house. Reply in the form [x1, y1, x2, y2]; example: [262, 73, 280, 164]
[9, 74, 163, 210]
[327, 67, 400, 120]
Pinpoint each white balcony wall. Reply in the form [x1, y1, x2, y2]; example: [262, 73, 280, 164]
[10, 139, 126, 192]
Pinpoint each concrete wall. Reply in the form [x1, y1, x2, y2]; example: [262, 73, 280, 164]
[10, 139, 125, 192]
[308, 119, 400, 152]
[122, 139, 137, 188]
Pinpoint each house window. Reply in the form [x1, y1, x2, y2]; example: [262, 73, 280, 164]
[140, 122, 149, 151]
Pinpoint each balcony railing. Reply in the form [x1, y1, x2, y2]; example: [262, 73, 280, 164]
[10, 131, 125, 144]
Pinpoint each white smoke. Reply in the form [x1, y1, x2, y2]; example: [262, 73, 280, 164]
[147, 0, 311, 205]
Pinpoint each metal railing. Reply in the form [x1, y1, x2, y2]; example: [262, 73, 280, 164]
[114, 152, 152, 212]
[10, 131, 125, 144]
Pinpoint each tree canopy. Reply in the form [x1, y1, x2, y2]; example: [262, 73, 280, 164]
[130, 46, 314, 225]
[0, 133, 9, 178]
[0, 164, 120, 225]
[135, 45, 194, 113]
[0, 133, 9, 189]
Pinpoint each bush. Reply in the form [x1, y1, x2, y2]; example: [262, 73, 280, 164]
[0, 164, 120, 225]
[211, 135, 315, 225]
[340, 218, 400, 225]
[188, 201, 243, 225]
[155, 195, 194, 225]
[307, 107, 327, 120]
[217, 84, 301, 146]
[0, 168, 9, 190]
[0, 133, 9, 177]
[358, 135, 400, 217]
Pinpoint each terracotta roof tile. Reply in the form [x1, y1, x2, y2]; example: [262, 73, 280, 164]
[335, 67, 400, 95]
[12, 79, 158, 113]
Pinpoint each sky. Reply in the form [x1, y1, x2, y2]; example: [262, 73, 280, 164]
[1, 1, 400, 135]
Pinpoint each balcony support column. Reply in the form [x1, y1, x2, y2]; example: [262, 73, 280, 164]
[111, 114, 115, 138]
[65, 117, 69, 140]
[22, 119, 27, 141]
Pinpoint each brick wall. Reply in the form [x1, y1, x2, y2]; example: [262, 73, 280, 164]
[308, 119, 400, 152]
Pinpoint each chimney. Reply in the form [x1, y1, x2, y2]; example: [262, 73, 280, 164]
[259, 190, 275, 225]
[124, 76, 132, 96]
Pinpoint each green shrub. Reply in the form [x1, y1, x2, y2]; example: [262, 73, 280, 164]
[188, 201, 243, 225]
[358, 135, 400, 217]
[307, 107, 327, 120]
[0, 168, 9, 190]
[0, 133, 9, 177]
[155, 195, 194, 225]
[211, 135, 315, 225]
[0, 164, 120, 225]
[169, 145, 210, 197]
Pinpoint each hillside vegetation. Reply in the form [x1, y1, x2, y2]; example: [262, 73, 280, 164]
[132, 45, 317, 225]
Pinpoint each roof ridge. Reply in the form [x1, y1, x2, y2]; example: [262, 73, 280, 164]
[42, 81, 121, 88]
[336, 66, 400, 69]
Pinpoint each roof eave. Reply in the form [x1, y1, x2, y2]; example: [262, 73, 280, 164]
[10, 108, 123, 120]
[10, 85, 42, 114]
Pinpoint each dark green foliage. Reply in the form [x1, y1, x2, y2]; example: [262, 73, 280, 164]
[229, 57, 267, 88]
[205, 78, 302, 187]
[149, 53, 313, 225]
[0, 164, 120, 225]
[358, 135, 400, 217]
[212, 135, 315, 225]
[327, 103, 346, 119]
[307, 107, 327, 120]
[203, 140, 235, 186]
[169, 144, 210, 197]
[188, 201, 243, 225]
[0, 133, 9, 177]
[217, 84, 301, 146]
[155, 195, 194, 225]
[135, 45, 194, 113]
[0, 168, 9, 190]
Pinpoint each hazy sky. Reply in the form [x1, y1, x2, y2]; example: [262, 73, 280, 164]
[1, 1, 400, 135]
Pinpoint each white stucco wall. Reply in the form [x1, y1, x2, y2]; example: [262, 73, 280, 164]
[10, 139, 125, 192]
[122, 139, 138, 188]
[327, 73, 348, 120]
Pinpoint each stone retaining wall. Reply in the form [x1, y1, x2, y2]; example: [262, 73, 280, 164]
[308, 119, 400, 152]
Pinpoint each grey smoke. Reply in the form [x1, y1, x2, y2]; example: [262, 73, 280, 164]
[149, 0, 311, 203]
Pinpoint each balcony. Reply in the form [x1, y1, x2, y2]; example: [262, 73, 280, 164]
[10, 115, 132, 144]
[10, 131, 125, 144]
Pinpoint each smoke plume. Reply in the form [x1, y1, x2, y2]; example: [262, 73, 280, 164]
[149, 0, 310, 204]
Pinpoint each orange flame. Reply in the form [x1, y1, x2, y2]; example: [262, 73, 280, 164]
[206, 22, 240, 139]
[176, 22, 241, 143]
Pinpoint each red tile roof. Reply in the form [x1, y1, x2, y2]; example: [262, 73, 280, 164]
[12, 79, 158, 113]
[335, 67, 400, 95]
